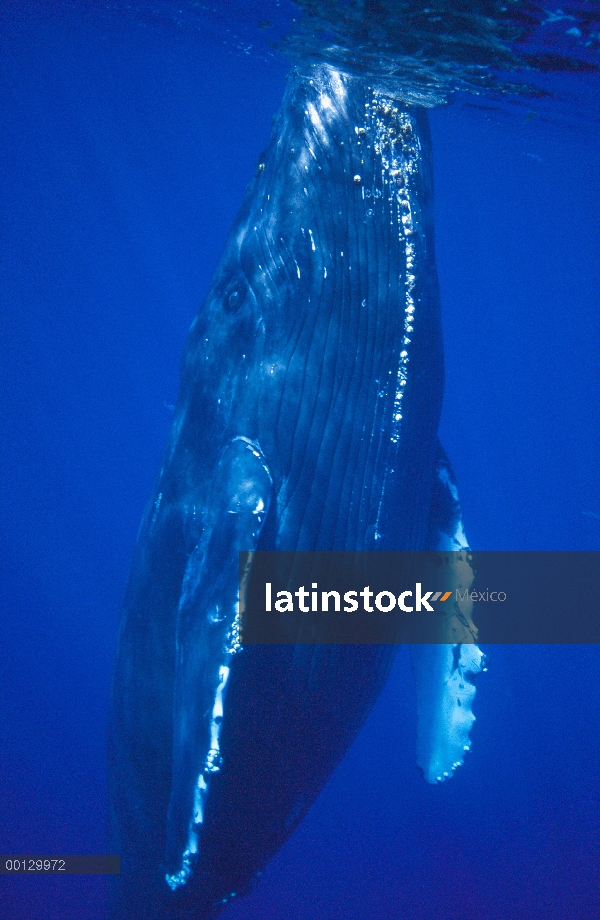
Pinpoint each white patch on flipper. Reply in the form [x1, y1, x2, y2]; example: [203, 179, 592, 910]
[165, 437, 272, 891]
[434, 466, 469, 551]
[411, 642, 485, 784]
[410, 447, 486, 784]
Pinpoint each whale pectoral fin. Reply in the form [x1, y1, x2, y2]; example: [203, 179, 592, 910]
[411, 638, 485, 784]
[410, 442, 486, 784]
[165, 437, 272, 890]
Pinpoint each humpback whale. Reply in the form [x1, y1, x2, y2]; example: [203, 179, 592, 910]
[108, 64, 484, 919]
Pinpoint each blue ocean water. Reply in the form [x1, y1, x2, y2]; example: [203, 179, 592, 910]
[1, 2, 599, 919]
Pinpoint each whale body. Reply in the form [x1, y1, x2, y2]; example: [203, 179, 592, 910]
[108, 64, 483, 920]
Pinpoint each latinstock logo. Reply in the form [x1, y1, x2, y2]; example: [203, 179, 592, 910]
[264, 582, 458, 613]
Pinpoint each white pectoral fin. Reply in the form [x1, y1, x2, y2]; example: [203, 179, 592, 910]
[411, 440, 486, 784]
[411, 642, 485, 783]
[165, 437, 272, 890]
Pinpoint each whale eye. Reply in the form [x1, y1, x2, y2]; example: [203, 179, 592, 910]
[224, 281, 246, 313]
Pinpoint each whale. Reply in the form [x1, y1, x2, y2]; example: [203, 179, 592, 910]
[108, 64, 484, 920]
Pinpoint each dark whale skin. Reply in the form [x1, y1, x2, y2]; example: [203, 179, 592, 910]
[108, 64, 452, 919]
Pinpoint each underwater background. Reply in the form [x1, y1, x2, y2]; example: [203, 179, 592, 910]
[1, 1, 599, 918]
